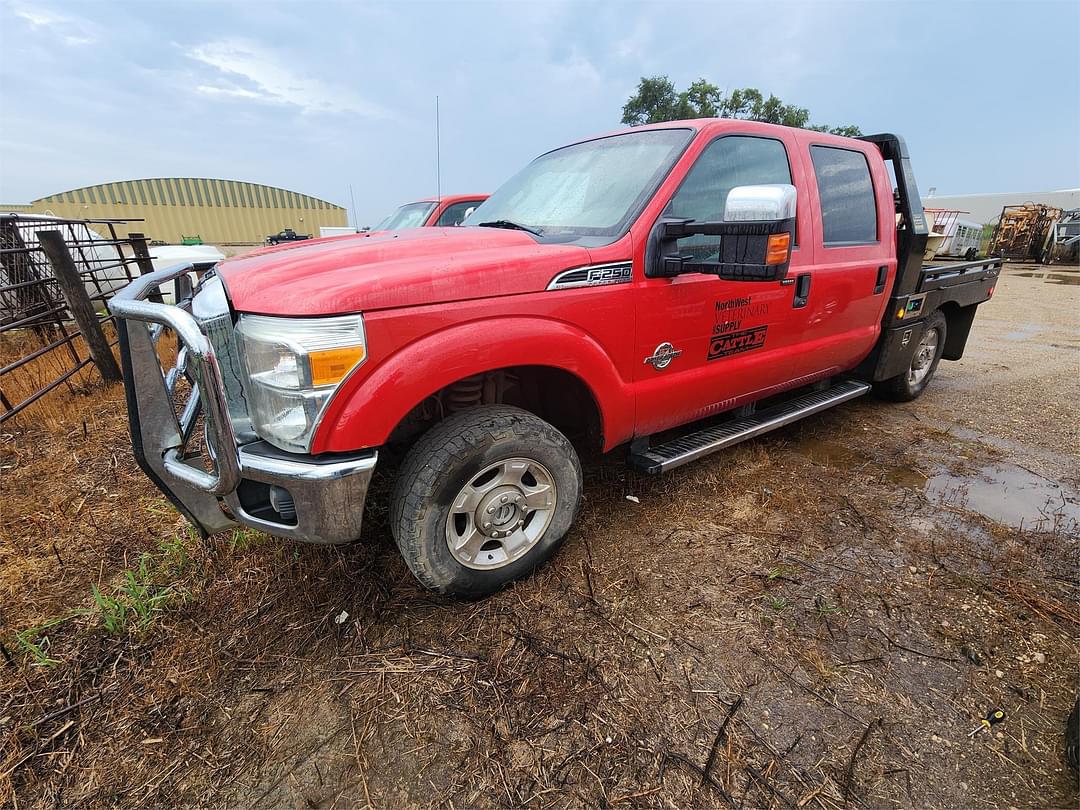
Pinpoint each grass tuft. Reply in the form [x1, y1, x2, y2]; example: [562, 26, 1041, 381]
[92, 552, 178, 636]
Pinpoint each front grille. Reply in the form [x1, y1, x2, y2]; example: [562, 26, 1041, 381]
[199, 310, 253, 439]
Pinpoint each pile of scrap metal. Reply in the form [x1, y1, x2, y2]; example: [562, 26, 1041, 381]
[1047, 208, 1080, 265]
[989, 203, 1061, 262]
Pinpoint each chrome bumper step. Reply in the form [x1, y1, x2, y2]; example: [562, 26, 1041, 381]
[630, 380, 871, 474]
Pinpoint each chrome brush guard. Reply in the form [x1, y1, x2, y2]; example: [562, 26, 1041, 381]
[109, 264, 376, 543]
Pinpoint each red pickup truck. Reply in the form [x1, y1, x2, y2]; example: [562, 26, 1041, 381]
[110, 120, 1000, 597]
[372, 194, 488, 230]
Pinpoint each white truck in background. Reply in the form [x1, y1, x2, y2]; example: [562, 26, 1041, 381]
[318, 226, 358, 238]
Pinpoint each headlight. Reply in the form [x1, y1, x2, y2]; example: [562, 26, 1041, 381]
[235, 314, 366, 452]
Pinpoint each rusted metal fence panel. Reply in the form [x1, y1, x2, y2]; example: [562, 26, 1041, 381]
[0, 214, 147, 422]
[988, 204, 1062, 263]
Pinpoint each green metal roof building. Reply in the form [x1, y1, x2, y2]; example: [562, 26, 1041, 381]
[8, 178, 347, 244]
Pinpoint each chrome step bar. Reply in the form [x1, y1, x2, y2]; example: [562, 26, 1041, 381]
[630, 379, 871, 474]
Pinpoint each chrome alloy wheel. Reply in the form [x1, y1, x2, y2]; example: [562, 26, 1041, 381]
[445, 457, 557, 570]
[908, 327, 940, 385]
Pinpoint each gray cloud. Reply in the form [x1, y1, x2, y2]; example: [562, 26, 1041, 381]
[1, 0, 1077, 224]
[188, 38, 395, 118]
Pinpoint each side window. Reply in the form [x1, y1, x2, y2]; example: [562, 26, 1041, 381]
[436, 200, 482, 227]
[665, 136, 793, 259]
[667, 136, 792, 223]
[809, 145, 877, 245]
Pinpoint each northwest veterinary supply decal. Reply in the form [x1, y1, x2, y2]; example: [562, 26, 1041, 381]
[709, 296, 770, 361]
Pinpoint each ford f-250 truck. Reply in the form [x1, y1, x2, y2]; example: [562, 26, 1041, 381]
[109, 120, 1000, 597]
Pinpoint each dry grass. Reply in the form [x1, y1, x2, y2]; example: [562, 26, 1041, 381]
[0, 326, 120, 428]
[1, 378, 1078, 808]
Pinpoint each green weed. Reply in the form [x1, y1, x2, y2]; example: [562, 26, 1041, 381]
[767, 596, 789, 612]
[142, 496, 176, 517]
[92, 583, 128, 635]
[815, 596, 840, 617]
[14, 615, 80, 667]
[157, 531, 192, 577]
[91, 552, 178, 636]
[228, 527, 268, 551]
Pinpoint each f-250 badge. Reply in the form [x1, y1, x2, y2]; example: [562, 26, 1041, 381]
[644, 342, 682, 370]
[708, 326, 768, 361]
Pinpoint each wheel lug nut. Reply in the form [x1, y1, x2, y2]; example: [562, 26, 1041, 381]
[500, 495, 508, 504]
[487, 506, 494, 513]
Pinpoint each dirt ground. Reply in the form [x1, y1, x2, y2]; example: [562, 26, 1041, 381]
[1, 263, 1078, 809]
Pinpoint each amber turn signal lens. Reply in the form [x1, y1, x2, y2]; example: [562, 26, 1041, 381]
[766, 233, 791, 265]
[896, 308, 906, 319]
[309, 346, 366, 387]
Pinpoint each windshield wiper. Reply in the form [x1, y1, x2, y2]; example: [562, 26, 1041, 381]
[476, 220, 543, 237]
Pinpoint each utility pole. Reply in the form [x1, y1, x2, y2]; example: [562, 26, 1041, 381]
[435, 95, 442, 201]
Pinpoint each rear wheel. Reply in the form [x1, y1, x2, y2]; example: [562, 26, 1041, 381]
[1067, 697, 1079, 775]
[965, 247, 977, 261]
[873, 309, 948, 402]
[390, 405, 582, 598]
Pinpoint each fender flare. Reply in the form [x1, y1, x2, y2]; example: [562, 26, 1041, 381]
[311, 316, 634, 454]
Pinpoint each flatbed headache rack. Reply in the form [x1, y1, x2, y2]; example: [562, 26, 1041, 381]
[856, 133, 1001, 383]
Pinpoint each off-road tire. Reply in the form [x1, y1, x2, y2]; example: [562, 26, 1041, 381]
[1067, 697, 1080, 775]
[873, 309, 948, 402]
[390, 405, 582, 598]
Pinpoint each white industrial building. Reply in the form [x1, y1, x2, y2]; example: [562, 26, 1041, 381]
[922, 188, 1080, 225]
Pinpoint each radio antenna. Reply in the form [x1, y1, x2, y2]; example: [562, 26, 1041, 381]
[435, 95, 442, 201]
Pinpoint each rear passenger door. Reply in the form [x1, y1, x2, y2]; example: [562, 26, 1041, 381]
[791, 136, 896, 373]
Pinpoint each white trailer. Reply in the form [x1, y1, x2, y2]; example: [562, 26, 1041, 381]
[319, 226, 357, 238]
[938, 218, 983, 260]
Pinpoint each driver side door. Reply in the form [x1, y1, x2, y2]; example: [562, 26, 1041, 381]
[632, 132, 810, 436]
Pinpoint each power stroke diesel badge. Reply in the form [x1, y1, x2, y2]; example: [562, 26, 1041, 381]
[644, 342, 682, 370]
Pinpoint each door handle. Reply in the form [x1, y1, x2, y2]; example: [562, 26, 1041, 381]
[793, 273, 811, 308]
[874, 265, 888, 294]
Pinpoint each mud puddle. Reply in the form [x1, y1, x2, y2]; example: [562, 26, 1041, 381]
[1013, 271, 1080, 286]
[790, 437, 926, 488]
[925, 460, 1080, 530]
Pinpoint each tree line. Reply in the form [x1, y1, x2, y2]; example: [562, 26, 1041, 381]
[621, 76, 861, 136]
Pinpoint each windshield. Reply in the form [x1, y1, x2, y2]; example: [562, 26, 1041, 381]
[374, 201, 437, 231]
[465, 128, 692, 242]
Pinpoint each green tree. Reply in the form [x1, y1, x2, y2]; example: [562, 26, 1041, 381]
[620, 76, 683, 126]
[621, 76, 861, 136]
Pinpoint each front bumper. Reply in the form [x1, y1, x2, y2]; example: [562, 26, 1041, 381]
[108, 264, 375, 545]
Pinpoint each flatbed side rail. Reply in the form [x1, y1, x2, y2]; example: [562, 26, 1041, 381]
[108, 264, 240, 498]
[920, 257, 1003, 292]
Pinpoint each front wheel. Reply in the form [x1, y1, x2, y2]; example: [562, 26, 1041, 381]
[390, 406, 582, 598]
[873, 309, 948, 402]
[965, 247, 977, 261]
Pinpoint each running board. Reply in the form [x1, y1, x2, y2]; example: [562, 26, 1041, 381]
[630, 380, 872, 474]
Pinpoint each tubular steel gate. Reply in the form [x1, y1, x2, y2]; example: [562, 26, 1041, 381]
[0, 214, 156, 422]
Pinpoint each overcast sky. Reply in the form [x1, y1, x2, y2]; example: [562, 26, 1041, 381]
[1, 0, 1077, 226]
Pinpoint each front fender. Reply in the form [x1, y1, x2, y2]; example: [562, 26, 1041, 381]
[310, 316, 634, 454]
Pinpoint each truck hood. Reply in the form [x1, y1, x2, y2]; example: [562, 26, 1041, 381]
[218, 227, 592, 315]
